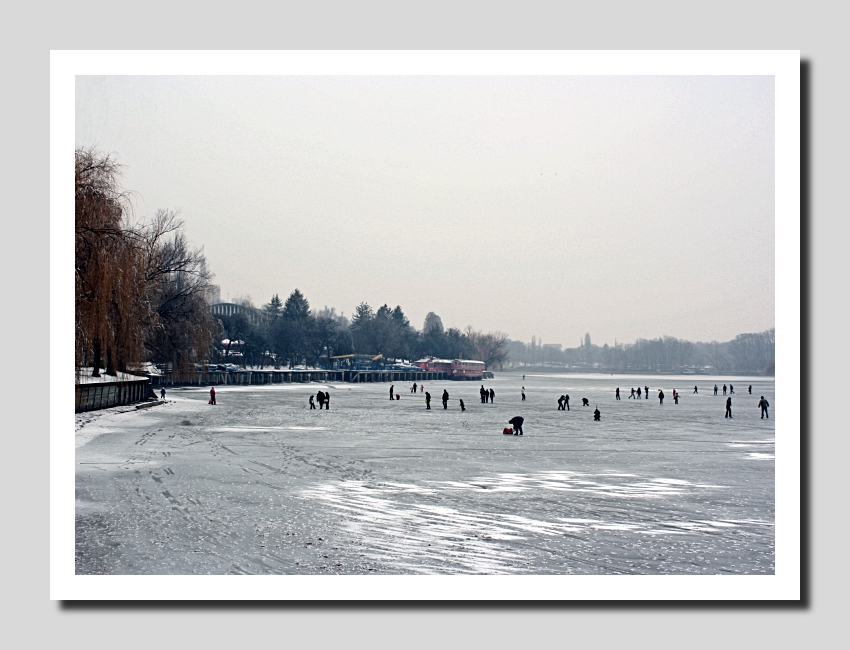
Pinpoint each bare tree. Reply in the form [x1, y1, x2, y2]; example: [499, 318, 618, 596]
[466, 328, 510, 370]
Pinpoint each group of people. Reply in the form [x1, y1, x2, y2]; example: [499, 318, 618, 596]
[302, 379, 771, 428]
[712, 383, 752, 396]
[627, 386, 651, 399]
[308, 390, 331, 410]
[410, 382, 425, 394]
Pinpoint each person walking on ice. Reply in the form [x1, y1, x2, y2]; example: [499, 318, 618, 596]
[629, 388, 636, 399]
[160, 387, 166, 400]
[758, 396, 770, 419]
[564, 394, 570, 411]
[412, 382, 417, 393]
[730, 384, 735, 394]
[636, 387, 642, 399]
[714, 384, 718, 395]
[209, 386, 216, 405]
[694, 385, 698, 394]
[459, 399, 466, 411]
[593, 406, 601, 421]
[489, 388, 495, 403]
[658, 389, 664, 405]
[389, 385, 395, 400]
[723, 384, 727, 395]
[425, 392, 431, 410]
[616, 387, 620, 400]
[442, 389, 449, 409]
[725, 396, 733, 418]
[748, 385, 753, 394]
[508, 416, 524, 435]
[673, 389, 679, 405]
[522, 387, 526, 401]
[309, 395, 316, 409]
[645, 385, 649, 399]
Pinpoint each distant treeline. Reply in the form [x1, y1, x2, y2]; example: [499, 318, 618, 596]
[218, 293, 509, 370]
[506, 330, 775, 375]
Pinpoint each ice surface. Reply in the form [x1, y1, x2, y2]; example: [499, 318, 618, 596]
[75, 373, 775, 574]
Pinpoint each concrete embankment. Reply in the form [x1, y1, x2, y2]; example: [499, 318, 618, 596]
[75, 375, 153, 412]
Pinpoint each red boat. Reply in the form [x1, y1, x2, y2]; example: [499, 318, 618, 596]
[414, 357, 485, 380]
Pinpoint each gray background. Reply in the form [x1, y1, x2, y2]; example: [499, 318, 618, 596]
[74, 74, 775, 345]
[9, 0, 843, 647]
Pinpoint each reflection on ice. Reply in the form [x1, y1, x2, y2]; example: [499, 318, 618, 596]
[302, 470, 765, 574]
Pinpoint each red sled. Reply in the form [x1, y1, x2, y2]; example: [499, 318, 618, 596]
[503, 427, 514, 435]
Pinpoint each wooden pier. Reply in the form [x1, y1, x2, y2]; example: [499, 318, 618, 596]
[149, 369, 446, 387]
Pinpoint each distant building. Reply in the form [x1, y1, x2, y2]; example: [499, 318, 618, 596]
[205, 284, 221, 305]
[210, 301, 263, 327]
[542, 343, 562, 351]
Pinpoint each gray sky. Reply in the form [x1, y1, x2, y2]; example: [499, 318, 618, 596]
[76, 75, 774, 346]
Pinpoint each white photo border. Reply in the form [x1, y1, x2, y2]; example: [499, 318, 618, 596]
[52, 50, 799, 600]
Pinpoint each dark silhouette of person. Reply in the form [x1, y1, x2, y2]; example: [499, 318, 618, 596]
[324, 392, 330, 410]
[522, 387, 526, 401]
[480, 385, 486, 403]
[160, 387, 166, 400]
[557, 395, 565, 410]
[317, 391, 325, 409]
[673, 390, 679, 405]
[730, 384, 734, 394]
[459, 399, 465, 412]
[489, 388, 495, 403]
[714, 384, 718, 395]
[658, 390, 664, 405]
[564, 394, 570, 411]
[629, 388, 636, 399]
[442, 389, 449, 409]
[209, 386, 216, 405]
[637, 387, 642, 399]
[425, 392, 431, 410]
[309, 395, 316, 410]
[421, 384, 424, 393]
[412, 382, 417, 393]
[758, 396, 769, 419]
[748, 385, 753, 394]
[723, 384, 727, 395]
[644, 386, 649, 399]
[508, 416, 524, 435]
[522, 374, 525, 380]
[581, 398, 590, 406]
[725, 397, 732, 418]
[593, 406, 601, 421]
[616, 387, 620, 400]
[694, 385, 698, 394]
[390, 385, 395, 400]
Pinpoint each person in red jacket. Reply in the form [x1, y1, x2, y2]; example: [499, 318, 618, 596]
[209, 386, 216, 405]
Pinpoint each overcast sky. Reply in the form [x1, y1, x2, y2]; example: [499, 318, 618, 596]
[76, 75, 774, 346]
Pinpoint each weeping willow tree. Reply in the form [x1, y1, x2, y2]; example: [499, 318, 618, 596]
[75, 147, 216, 378]
[75, 147, 148, 376]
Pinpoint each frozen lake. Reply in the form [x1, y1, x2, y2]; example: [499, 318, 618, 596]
[75, 373, 775, 575]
